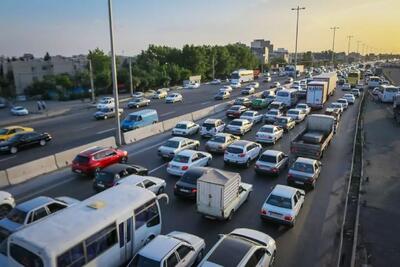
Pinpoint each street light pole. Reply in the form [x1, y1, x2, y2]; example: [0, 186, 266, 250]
[129, 57, 134, 96]
[346, 35, 353, 62]
[330, 26, 339, 65]
[88, 59, 95, 103]
[356, 41, 361, 62]
[107, 0, 122, 146]
[291, 6, 306, 68]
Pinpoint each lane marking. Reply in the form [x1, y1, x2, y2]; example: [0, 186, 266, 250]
[96, 128, 115, 135]
[149, 163, 167, 174]
[0, 156, 16, 162]
[160, 111, 176, 117]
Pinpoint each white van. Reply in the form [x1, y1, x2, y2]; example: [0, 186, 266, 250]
[275, 89, 298, 107]
[378, 85, 400, 103]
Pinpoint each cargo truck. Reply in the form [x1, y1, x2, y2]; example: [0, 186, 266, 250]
[197, 168, 252, 220]
[306, 81, 328, 109]
[290, 114, 335, 160]
[313, 72, 338, 96]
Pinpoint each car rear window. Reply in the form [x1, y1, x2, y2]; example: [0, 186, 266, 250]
[202, 123, 216, 128]
[292, 162, 314, 173]
[230, 121, 243, 126]
[227, 147, 243, 154]
[266, 194, 292, 209]
[229, 106, 240, 111]
[0, 129, 8, 135]
[74, 155, 90, 164]
[276, 118, 287, 123]
[259, 155, 277, 163]
[173, 155, 190, 163]
[288, 110, 298, 115]
[210, 136, 225, 143]
[242, 112, 254, 117]
[277, 91, 289, 97]
[175, 124, 187, 129]
[164, 140, 180, 148]
[6, 208, 27, 224]
[259, 127, 273, 133]
[95, 172, 116, 183]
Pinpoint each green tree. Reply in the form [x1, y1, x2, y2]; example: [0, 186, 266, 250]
[88, 48, 111, 90]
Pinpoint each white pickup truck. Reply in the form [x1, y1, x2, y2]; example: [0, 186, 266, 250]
[196, 168, 252, 220]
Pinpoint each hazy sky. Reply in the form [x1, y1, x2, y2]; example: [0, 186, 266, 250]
[1, 0, 399, 57]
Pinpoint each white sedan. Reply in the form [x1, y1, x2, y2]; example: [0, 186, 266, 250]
[116, 175, 166, 195]
[0, 191, 15, 218]
[240, 110, 263, 124]
[166, 93, 183, 103]
[172, 121, 200, 136]
[295, 103, 311, 115]
[219, 86, 232, 93]
[167, 150, 212, 176]
[343, 93, 355, 104]
[286, 108, 307, 123]
[225, 119, 253, 136]
[255, 125, 284, 144]
[10, 106, 29, 116]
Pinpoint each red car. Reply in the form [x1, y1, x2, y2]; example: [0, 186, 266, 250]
[225, 105, 248, 118]
[71, 146, 128, 176]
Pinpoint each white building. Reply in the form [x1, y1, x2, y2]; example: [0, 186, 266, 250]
[251, 39, 273, 65]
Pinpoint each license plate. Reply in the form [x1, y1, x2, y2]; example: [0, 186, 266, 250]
[74, 169, 82, 173]
[180, 189, 190, 193]
[97, 183, 105, 188]
[294, 181, 304, 185]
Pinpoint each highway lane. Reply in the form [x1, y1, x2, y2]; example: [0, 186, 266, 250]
[0, 77, 288, 169]
[7, 88, 361, 267]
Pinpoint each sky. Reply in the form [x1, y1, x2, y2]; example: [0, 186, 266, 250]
[0, 0, 399, 57]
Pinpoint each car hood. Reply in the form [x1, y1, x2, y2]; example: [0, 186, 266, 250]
[0, 219, 22, 233]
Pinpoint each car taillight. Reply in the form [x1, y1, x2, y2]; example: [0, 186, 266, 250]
[239, 153, 246, 157]
[181, 166, 189, 170]
[191, 189, 197, 193]
[284, 215, 293, 221]
[123, 151, 128, 156]
[271, 168, 278, 173]
[260, 209, 267, 215]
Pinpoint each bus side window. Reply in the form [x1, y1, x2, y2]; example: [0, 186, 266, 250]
[134, 201, 160, 230]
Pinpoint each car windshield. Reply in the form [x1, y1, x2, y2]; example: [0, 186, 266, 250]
[14, 107, 24, 111]
[259, 127, 273, 133]
[226, 147, 243, 154]
[130, 255, 160, 267]
[202, 123, 216, 128]
[270, 104, 280, 109]
[126, 115, 140, 122]
[164, 140, 180, 148]
[0, 129, 8, 135]
[229, 106, 240, 111]
[95, 172, 115, 183]
[268, 110, 278, 115]
[259, 154, 277, 163]
[242, 112, 254, 117]
[6, 208, 27, 224]
[175, 124, 187, 129]
[292, 162, 314, 173]
[277, 91, 289, 97]
[276, 118, 287, 123]
[210, 136, 225, 143]
[132, 98, 142, 102]
[173, 155, 190, 163]
[266, 194, 292, 209]
[234, 99, 244, 104]
[253, 99, 262, 104]
[288, 110, 298, 115]
[74, 155, 89, 164]
[337, 99, 346, 103]
[230, 121, 243, 126]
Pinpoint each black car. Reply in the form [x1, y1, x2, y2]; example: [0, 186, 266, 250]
[0, 132, 52, 154]
[93, 163, 148, 192]
[174, 167, 208, 199]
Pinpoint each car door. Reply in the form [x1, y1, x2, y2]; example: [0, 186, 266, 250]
[176, 244, 196, 267]
[104, 149, 119, 165]
[248, 144, 257, 160]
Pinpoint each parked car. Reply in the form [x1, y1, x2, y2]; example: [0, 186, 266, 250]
[336, 98, 349, 109]
[343, 93, 356, 104]
[214, 90, 230, 100]
[94, 107, 123, 120]
[205, 133, 240, 153]
[255, 125, 284, 144]
[224, 140, 262, 167]
[260, 184, 305, 227]
[351, 88, 361, 97]
[233, 97, 251, 107]
[93, 163, 149, 192]
[225, 119, 253, 136]
[131, 231, 205, 267]
[0, 132, 52, 154]
[240, 110, 263, 124]
[199, 228, 276, 267]
[167, 150, 212, 176]
[226, 105, 248, 118]
[158, 137, 199, 159]
[0, 191, 15, 219]
[268, 101, 286, 111]
[174, 167, 208, 199]
[127, 97, 150, 108]
[241, 86, 255, 95]
[342, 83, 351, 91]
[274, 116, 296, 131]
[255, 150, 289, 175]
[0, 126, 33, 142]
[251, 98, 269, 110]
[200, 118, 225, 138]
[295, 103, 311, 115]
[172, 121, 200, 136]
[286, 108, 307, 123]
[116, 174, 166, 195]
[10, 106, 29, 116]
[287, 157, 322, 190]
[264, 109, 283, 123]
[152, 90, 168, 99]
[71, 146, 128, 176]
[166, 93, 183, 103]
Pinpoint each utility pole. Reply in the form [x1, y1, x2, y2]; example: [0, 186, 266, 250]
[107, 0, 122, 146]
[129, 57, 134, 96]
[356, 41, 361, 62]
[212, 54, 215, 80]
[88, 59, 95, 103]
[330, 26, 339, 65]
[291, 6, 306, 68]
[347, 35, 353, 63]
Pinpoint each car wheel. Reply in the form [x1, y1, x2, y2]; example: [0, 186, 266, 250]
[195, 145, 199, 150]
[39, 139, 46, 146]
[157, 187, 165, 195]
[245, 159, 251, 168]
[196, 249, 204, 264]
[0, 204, 12, 218]
[205, 158, 211, 166]
[226, 210, 234, 221]
[120, 156, 128, 163]
[10, 147, 18, 154]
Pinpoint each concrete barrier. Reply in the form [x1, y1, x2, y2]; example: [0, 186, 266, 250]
[162, 113, 194, 131]
[0, 171, 10, 188]
[213, 101, 232, 113]
[54, 137, 117, 168]
[123, 122, 165, 144]
[6, 156, 58, 185]
[191, 106, 215, 121]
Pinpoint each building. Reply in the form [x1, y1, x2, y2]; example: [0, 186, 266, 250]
[10, 55, 88, 96]
[251, 39, 274, 65]
[269, 48, 289, 63]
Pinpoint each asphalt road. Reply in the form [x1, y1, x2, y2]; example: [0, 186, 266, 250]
[7, 87, 361, 267]
[0, 77, 288, 169]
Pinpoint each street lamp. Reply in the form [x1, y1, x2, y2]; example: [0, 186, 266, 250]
[107, 0, 122, 146]
[346, 35, 353, 63]
[330, 26, 339, 65]
[291, 6, 306, 68]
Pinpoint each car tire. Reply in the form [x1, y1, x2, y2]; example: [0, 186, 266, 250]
[245, 159, 251, 168]
[196, 249, 204, 264]
[157, 187, 165, 195]
[10, 147, 18, 154]
[0, 204, 12, 218]
[206, 158, 211, 166]
[39, 139, 46, 146]
[227, 210, 234, 221]
[120, 156, 128, 163]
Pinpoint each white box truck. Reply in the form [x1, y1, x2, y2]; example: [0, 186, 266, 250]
[306, 81, 328, 109]
[197, 168, 253, 220]
[313, 72, 338, 96]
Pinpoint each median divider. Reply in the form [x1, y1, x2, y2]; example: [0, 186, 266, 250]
[6, 156, 58, 185]
[123, 122, 165, 144]
[191, 106, 215, 121]
[213, 101, 233, 113]
[162, 113, 194, 131]
[0, 171, 10, 188]
[54, 137, 117, 168]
